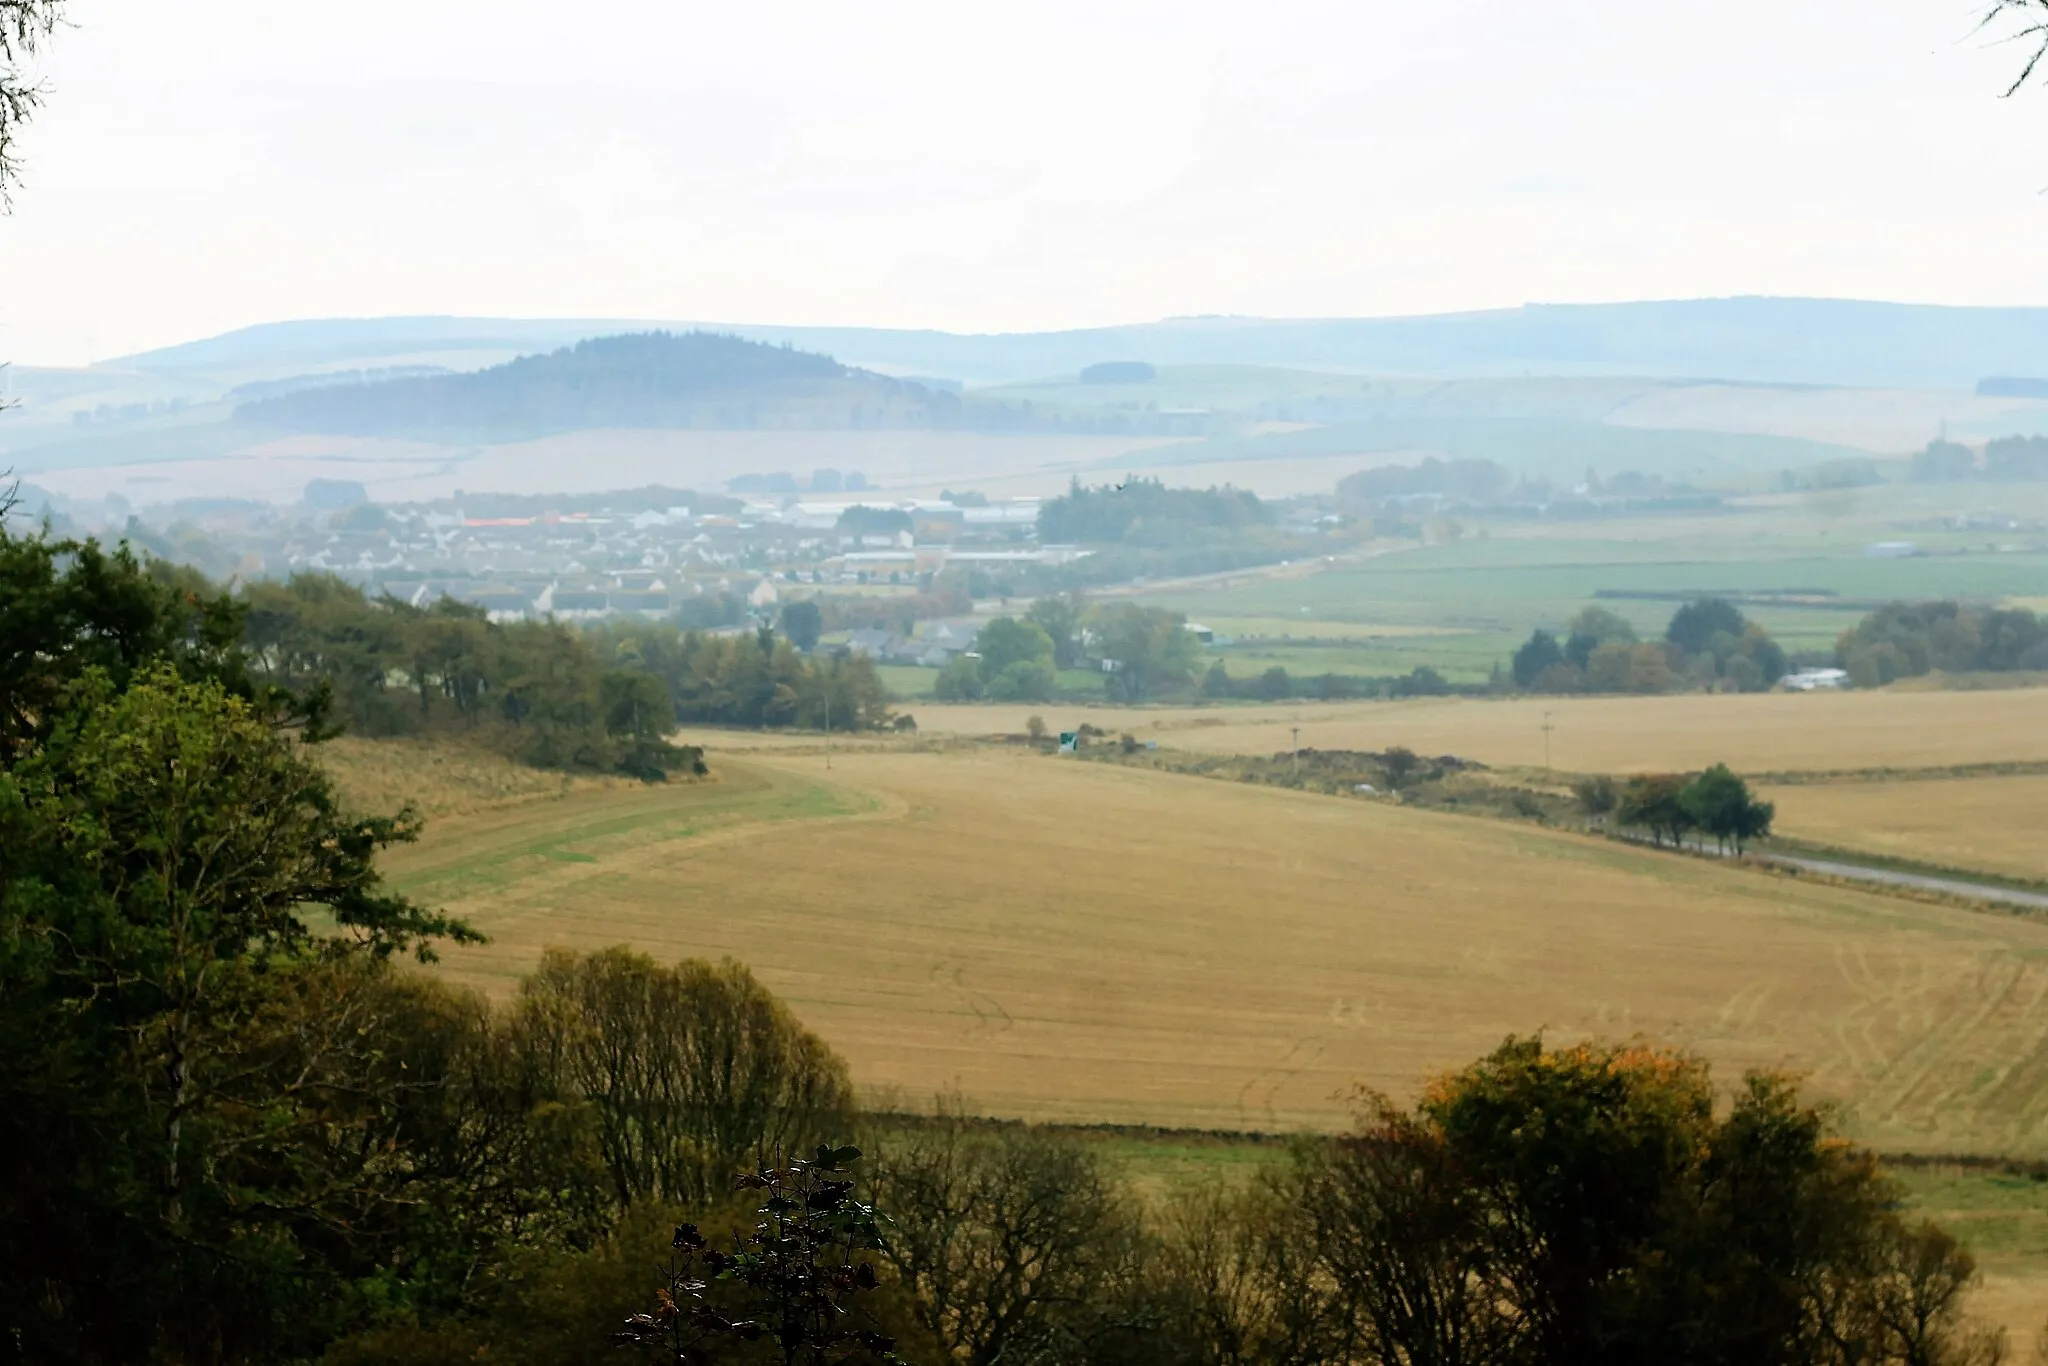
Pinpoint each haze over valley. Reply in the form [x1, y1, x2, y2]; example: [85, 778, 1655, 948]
[13, 3, 2048, 1362]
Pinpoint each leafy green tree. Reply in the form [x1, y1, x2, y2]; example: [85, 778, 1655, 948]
[1837, 600, 2048, 679]
[1092, 603, 1198, 702]
[795, 651, 893, 731]
[973, 616, 1054, 677]
[1511, 629, 1566, 688]
[1391, 665, 1452, 698]
[1379, 746, 1423, 790]
[1, 527, 269, 764]
[1615, 772, 1694, 846]
[987, 659, 1056, 702]
[781, 599, 824, 652]
[1026, 595, 1083, 670]
[1572, 774, 1618, 819]
[1202, 658, 1232, 698]
[933, 654, 985, 701]
[1679, 763, 1775, 853]
[1666, 597, 1748, 656]
[1564, 606, 1637, 668]
[0, 664, 478, 1360]
[1257, 665, 1292, 701]
[1038, 476, 1270, 545]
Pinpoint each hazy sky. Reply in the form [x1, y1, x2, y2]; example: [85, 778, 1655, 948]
[1, 0, 2042, 364]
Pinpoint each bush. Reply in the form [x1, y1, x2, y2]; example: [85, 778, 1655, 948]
[933, 655, 985, 701]
[987, 659, 1056, 702]
[1295, 1038, 2002, 1366]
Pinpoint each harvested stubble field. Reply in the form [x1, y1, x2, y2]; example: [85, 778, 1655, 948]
[347, 738, 2048, 1155]
[1766, 774, 2048, 885]
[318, 734, 637, 819]
[905, 687, 2048, 775]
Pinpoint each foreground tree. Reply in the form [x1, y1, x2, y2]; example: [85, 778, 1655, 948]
[0, 0, 64, 202]
[1983, 0, 2048, 93]
[514, 946, 855, 1212]
[1297, 1037, 2005, 1366]
[615, 1146, 899, 1366]
[866, 1113, 1145, 1366]
[0, 663, 477, 1360]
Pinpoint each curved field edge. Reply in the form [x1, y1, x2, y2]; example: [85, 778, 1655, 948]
[357, 741, 2048, 1157]
[900, 687, 2048, 775]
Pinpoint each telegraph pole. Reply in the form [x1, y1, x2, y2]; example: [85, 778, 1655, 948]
[1291, 724, 1301, 778]
[1541, 710, 1555, 773]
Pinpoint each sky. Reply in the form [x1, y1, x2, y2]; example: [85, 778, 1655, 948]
[0, 0, 2043, 365]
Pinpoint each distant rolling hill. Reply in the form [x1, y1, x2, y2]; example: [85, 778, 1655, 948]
[233, 331, 965, 440]
[1117, 416, 1881, 482]
[112, 297, 2048, 390]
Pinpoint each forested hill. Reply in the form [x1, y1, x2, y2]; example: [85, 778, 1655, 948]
[233, 330, 955, 438]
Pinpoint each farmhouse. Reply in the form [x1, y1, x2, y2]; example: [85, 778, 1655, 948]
[1782, 667, 1848, 691]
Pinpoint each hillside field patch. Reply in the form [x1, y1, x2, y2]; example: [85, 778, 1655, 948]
[378, 743, 2048, 1154]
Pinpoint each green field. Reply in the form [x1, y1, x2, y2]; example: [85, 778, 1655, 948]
[1138, 529, 2048, 682]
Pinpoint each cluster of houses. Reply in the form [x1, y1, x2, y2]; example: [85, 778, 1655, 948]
[185, 486, 1082, 624]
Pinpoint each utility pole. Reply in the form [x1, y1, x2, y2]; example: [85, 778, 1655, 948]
[824, 685, 832, 770]
[1291, 724, 1301, 778]
[1541, 710, 1555, 773]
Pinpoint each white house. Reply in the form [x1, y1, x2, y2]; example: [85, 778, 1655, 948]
[1782, 667, 1849, 691]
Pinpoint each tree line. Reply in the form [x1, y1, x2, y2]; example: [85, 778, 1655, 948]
[1510, 599, 1789, 694]
[930, 599, 1205, 704]
[240, 567, 890, 767]
[1910, 435, 2048, 483]
[1837, 600, 2048, 686]
[1574, 764, 1776, 853]
[1027, 478, 1328, 590]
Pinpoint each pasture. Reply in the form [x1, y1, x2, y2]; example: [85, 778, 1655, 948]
[352, 739, 2048, 1154]
[1133, 525, 2048, 682]
[903, 686, 2048, 775]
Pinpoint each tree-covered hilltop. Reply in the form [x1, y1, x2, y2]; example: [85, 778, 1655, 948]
[1037, 476, 1273, 546]
[234, 330, 957, 438]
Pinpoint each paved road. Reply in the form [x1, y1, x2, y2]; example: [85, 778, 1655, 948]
[1614, 831, 2048, 911]
[1758, 852, 2048, 912]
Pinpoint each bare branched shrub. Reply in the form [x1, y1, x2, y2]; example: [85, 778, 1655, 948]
[515, 946, 854, 1210]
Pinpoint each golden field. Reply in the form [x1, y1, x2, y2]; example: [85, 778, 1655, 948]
[346, 739, 2048, 1154]
[903, 687, 2048, 775]
[319, 734, 636, 819]
[1766, 773, 2048, 884]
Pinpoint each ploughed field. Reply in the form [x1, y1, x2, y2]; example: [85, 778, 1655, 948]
[341, 737, 2048, 1155]
[904, 687, 2048, 775]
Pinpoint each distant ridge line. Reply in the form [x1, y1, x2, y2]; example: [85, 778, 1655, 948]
[104, 296, 2048, 390]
